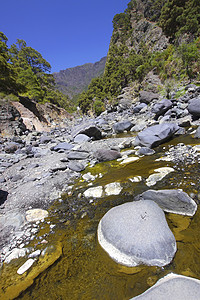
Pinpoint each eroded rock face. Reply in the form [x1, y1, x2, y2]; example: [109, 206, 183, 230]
[130, 273, 200, 300]
[98, 200, 176, 267]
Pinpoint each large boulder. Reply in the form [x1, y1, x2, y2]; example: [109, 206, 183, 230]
[188, 98, 200, 118]
[134, 123, 180, 148]
[139, 91, 159, 104]
[98, 200, 176, 267]
[113, 120, 133, 133]
[95, 149, 122, 162]
[130, 273, 200, 300]
[72, 121, 102, 140]
[135, 189, 197, 216]
[152, 99, 173, 119]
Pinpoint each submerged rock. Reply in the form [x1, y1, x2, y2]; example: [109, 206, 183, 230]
[17, 258, 35, 275]
[105, 182, 122, 196]
[98, 200, 176, 267]
[136, 189, 197, 216]
[84, 186, 103, 198]
[130, 273, 200, 300]
[146, 167, 175, 187]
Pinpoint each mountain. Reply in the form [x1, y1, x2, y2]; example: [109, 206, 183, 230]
[78, 0, 200, 115]
[53, 56, 107, 99]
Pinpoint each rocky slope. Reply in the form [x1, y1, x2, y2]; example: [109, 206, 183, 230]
[53, 56, 106, 99]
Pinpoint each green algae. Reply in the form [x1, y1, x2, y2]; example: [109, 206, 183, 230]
[2, 136, 200, 300]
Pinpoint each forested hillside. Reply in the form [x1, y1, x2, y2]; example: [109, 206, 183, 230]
[53, 57, 106, 101]
[0, 32, 71, 111]
[78, 0, 200, 115]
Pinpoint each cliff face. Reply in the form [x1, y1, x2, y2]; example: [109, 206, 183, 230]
[54, 57, 107, 99]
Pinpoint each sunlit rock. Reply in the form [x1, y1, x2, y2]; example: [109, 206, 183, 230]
[136, 189, 197, 216]
[120, 156, 139, 164]
[17, 258, 35, 275]
[5, 248, 29, 264]
[98, 200, 176, 267]
[84, 186, 103, 198]
[26, 209, 48, 222]
[105, 182, 122, 196]
[130, 273, 200, 300]
[146, 167, 174, 187]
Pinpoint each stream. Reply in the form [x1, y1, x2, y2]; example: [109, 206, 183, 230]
[1, 134, 200, 300]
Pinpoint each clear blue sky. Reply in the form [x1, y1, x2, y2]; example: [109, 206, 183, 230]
[1, 0, 129, 73]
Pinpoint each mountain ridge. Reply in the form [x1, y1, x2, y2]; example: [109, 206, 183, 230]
[53, 56, 107, 99]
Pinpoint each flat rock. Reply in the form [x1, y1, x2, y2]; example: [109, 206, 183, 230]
[130, 273, 200, 300]
[135, 189, 197, 216]
[26, 209, 48, 222]
[146, 167, 175, 187]
[68, 161, 86, 172]
[67, 151, 89, 160]
[134, 123, 180, 148]
[53, 142, 74, 151]
[95, 149, 122, 162]
[105, 182, 122, 196]
[84, 186, 103, 198]
[98, 200, 176, 267]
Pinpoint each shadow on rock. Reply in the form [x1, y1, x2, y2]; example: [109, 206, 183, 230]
[0, 190, 8, 206]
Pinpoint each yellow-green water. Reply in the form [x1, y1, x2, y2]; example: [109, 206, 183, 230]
[1, 135, 200, 300]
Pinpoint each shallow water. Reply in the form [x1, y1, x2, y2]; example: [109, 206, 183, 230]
[3, 135, 200, 300]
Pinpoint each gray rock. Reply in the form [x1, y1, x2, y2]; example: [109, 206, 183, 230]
[135, 189, 197, 216]
[152, 99, 173, 119]
[113, 120, 133, 133]
[5, 142, 19, 153]
[133, 103, 147, 113]
[134, 123, 180, 148]
[95, 149, 122, 162]
[72, 121, 102, 140]
[139, 91, 159, 104]
[194, 126, 200, 138]
[67, 151, 89, 160]
[39, 135, 52, 144]
[130, 273, 200, 300]
[74, 134, 91, 143]
[98, 200, 176, 267]
[53, 142, 74, 151]
[188, 98, 200, 118]
[137, 147, 155, 156]
[68, 161, 86, 172]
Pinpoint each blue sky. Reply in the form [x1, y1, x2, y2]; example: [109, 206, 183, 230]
[1, 0, 129, 72]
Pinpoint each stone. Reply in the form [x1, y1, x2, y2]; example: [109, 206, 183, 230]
[133, 103, 147, 113]
[137, 147, 155, 156]
[84, 186, 103, 198]
[188, 98, 200, 118]
[98, 200, 176, 267]
[53, 142, 74, 151]
[68, 161, 86, 172]
[113, 120, 133, 133]
[136, 189, 197, 216]
[39, 135, 51, 144]
[67, 151, 89, 160]
[72, 121, 102, 140]
[26, 209, 48, 222]
[130, 273, 200, 300]
[146, 167, 174, 187]
[194, 126, 200, 138]
[17, 258, 35, 275]
[28, 250, 41, 258]
[5, 142, 19, 153]
[139, 91, 159, 104]
[95, 149, 122, 162]
[5, 248, 28, 264]
[120, 157, 139, 164]
[152, 98, 173, 119]
[105, 182, 122, 196]
[74, 134, 91, 143]
[134, 123, 180, 148]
